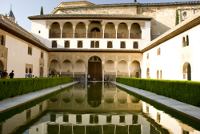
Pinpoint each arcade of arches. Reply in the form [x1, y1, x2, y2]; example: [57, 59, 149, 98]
[49, 52, 142, 81]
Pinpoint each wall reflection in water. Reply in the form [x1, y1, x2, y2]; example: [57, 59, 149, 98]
[0, 82, 200, 134]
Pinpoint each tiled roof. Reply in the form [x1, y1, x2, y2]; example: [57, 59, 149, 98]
[28, 14, 152, 20]
[51, 1, 200, 14]
[0, 14, 49, 51]
[7, 10, 15, 18]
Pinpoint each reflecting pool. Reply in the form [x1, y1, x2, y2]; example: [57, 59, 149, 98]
[0, 82, 200, 134]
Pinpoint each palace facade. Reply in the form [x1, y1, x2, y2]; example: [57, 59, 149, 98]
[0, 1, 200, 81]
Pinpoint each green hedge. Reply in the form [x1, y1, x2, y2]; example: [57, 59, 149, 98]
[0, 77, 73, 101]
[116, 77, 200, 107]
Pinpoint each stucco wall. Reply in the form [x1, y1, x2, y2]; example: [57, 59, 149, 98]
[142, 25, 200, 81]
[4, 31, 48, 78]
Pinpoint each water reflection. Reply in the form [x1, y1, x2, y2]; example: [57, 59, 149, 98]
[0, 82, 200, 134]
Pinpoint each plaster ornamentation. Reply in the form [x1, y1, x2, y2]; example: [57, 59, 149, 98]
[62, 55, 72, 62]
[118, 55, 129, 62]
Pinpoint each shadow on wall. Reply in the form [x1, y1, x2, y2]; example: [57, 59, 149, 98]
[151, 19, 171, 41]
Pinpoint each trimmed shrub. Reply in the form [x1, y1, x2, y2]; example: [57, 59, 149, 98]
[116, 77, 200, 107]
[0, 77, 73, 101]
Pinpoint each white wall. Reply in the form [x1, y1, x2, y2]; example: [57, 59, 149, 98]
[142, 25, 200, 81]
[5, 34, 48, 78]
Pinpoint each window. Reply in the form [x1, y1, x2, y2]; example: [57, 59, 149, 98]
[107, 41, 112, 48]
[186, 35, 189, 46]
[95, 41, 99, 48]
[157, 113, 161, 123]
[91, 41, 94, 48]
[52, 41, 57, 48]
[76, 115, 82, 123]
[28, 46, 32, 55]
[147, 53, 149, 59]
[106, 115, 112, 123]
[119, 116, 125, 123]
[157, 70, 159, 79]
[63, 114, 69, 122]
[50, 113, 56, 122]
[157, 47, 160, 55]
[0, 35, 5, 46]
[41, 52, 43, 59]
[160, 70, 162, 79]
[65, 41, 70, 48]
[26, 109, 31, 121]
[39, 104, 43, 112]
[77, 41, 82, 48]
[133, 42, 138, 49]
[132, 115, 138, 124]
[183, 130, 189, 134]
[120, 42, 126, 48]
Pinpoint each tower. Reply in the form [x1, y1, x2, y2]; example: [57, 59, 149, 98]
[7, 5, 15, 22]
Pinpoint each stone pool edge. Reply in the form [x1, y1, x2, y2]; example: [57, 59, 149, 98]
[112, 81, 200, 121]
[0, 81, 79, 114]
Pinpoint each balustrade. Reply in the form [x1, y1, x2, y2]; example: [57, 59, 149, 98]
[117, 33, 129, 39]
[88, 32, 103, 38]
[49, 33, 61, 38]
[130, 33, 141, 39]
[62, 33, 73, 38]
[75, 33, 86, 38]
[104, 33, 116, 38]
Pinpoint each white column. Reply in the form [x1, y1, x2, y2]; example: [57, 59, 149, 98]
[60, 70, 61, 75]
[85, 70, 87, 82]
[60, 29, 63, 38]
[73, 26, 76, 38]
[102, 69, 104, 82]
[115, 25, 118, 39]
[86, 25, 88, 38]
[73, 68, 74, 77]
[128, 26, 131, 39]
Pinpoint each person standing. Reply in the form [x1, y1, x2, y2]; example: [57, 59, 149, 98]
[25, 72, 28, 78]
[3, 69, 7, 79]
[87, 74, 90, 81]
[9, 70, 14, 79]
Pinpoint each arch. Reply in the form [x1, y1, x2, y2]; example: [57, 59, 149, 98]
[117, 90, 127, 104]
[91, 41, 94, 48]
[74, 86, 85, 104]
[62, 22, 73, 38]
[120, 42, 126, 48]
[186, 35, 189, 46]
[88, 56, 102, 81]
[133, 42, 138, 49]
[91, 27, 100, 32]
[104, 87, 115, 103]
[183, 62, 191, 80]
[118, 60, 128, 77]
[50, 59, 59, 75]
[129, 96, 140, 103]
[104, 60, 115, 81]
[88, 21, 102, 38]
[74, 59, 85, 81]
[117, 23, 128, 39]
[130, 23, 142, 39]
[61, 60, 73, 76]
[95, 41, 99, 48]
[77, 41, 83, 48]
[50, 95, 59, 102]
[107, 41, 112, 48]
[49, 22, 61, 38]
[104, 22, 116, 38]
[87, 82, 102, 108]
[147, 68, 150, 78]
[40, 67, 43, 77]
[65, 41, 70, 48]
[130, 60, 141, 78]
[52, 41, 57, 48]
[75, 22, 86, 38]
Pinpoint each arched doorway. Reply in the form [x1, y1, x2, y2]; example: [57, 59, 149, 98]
[50, 60, 59, 75]
[40, 67, 43, 77]
[130, 60, 141, 78]
[0, 60, 4, 72]
[88, 56, 102, 81]
[183, 62, 191, 80]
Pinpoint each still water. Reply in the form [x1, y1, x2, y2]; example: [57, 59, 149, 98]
[0, 82, 200, 134]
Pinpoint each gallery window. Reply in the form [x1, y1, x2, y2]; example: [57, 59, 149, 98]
[133, 42, 138, 49]
[91, 41, 94, 48]
[107, 41, 112, 48]
[157, 47, 161, 55]
[77, 41, 83, 48]
[182, 35, 189, 47]
[65, 41, 70, 48]
[120, 41, 126, 48]
[52, 41, 57, 48]
[41, 52, 43, 59]
[147, 53, 149, 59]
[28, 46, 32, 55]
[0, 35, 5, 46]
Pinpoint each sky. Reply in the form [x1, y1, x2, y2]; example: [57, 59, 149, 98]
[0, 0, 197, 32]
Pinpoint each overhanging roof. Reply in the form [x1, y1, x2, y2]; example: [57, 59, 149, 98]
[28, 14, 152, 20]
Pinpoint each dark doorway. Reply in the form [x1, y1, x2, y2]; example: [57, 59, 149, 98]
[40, 67, 43, 77]
[0, 60, 3, 72]
[187, 64, 191, 80]
[88, 56, 102, 81]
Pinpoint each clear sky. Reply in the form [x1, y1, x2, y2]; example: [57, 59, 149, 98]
[0, 0, 197, 32]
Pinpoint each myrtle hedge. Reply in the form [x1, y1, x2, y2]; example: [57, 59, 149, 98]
[0, 77, 73, 101]
[116, 77, 200, 107]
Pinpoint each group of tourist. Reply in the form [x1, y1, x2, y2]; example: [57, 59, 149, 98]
[0, 70, 14, 79]
[25, 73, 38, 78]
